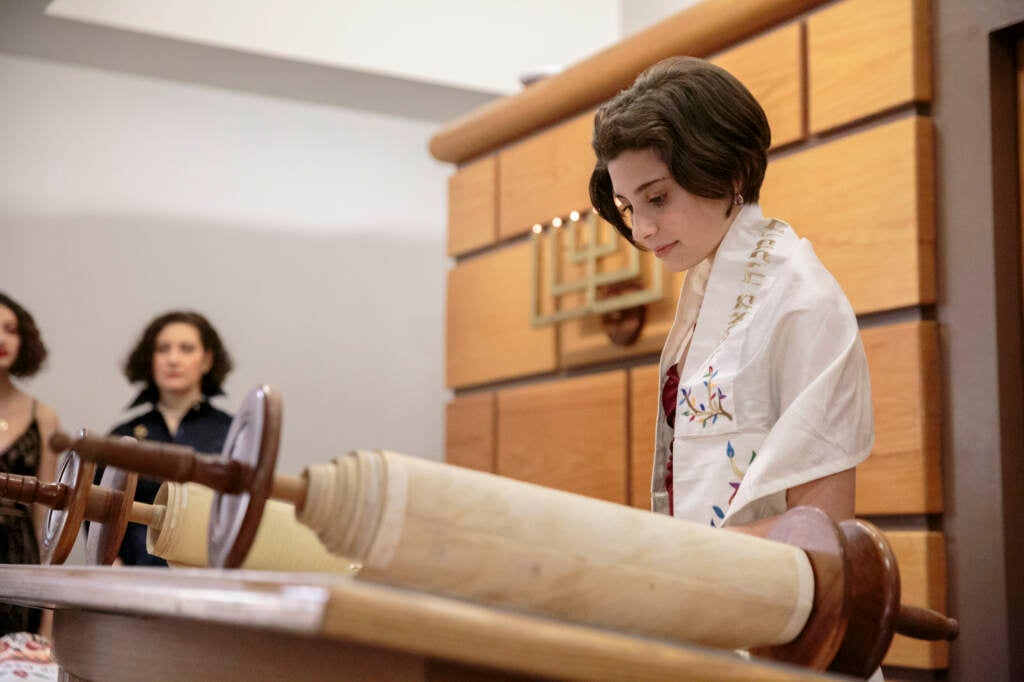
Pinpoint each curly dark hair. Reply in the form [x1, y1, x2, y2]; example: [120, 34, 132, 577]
[124, 311, 232, 397]
[589, 56, 771, 248]
[0, 293, 48, 378]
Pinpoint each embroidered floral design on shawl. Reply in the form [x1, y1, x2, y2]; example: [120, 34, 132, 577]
[710, 441, 758, 527]
[679, 366, 733, 428]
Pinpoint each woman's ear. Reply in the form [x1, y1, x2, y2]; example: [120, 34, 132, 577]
[202, 350, 214, 374]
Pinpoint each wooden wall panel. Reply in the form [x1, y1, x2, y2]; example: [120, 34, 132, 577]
[448, 157, 497, 256]
[447, 243, 557, 388]
[711, 23, 804, 148]
[629, 364, 660, 510]
[498, 113, 594, 239]
[627, 321, 939, 515]
[808, 0, 931, 133]
[858, 321, 942, 514]
[445, 392, 496, 473]
[884, 531, 948, 669]
[497, 372, 628, 504]
[760, 116, 934, 314]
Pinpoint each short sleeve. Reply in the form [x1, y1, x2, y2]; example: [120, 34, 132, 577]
[724, 298, 874, 525]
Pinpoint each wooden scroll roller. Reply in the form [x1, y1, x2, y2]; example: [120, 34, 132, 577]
[0, 433, 159, 565]
[0, 451, 355, 573]
[51, 387, 304, 568]
[54, 385, 959, 678]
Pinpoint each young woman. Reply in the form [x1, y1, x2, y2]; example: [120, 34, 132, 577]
[0, 293, 58, 634]
[106, 311, 234, 565]
[589, 57, 874, 536]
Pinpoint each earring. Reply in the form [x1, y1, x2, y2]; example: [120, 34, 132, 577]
[733, 193, 745, 206]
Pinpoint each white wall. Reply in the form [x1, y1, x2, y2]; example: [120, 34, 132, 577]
[47, 0, 622, 95]
[620, 1, 704, 37]
[0, 51, 449, 476]
[0, 0, 679, 564]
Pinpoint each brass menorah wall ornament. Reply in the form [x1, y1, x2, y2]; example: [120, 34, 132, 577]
[530, 210, 663, 345]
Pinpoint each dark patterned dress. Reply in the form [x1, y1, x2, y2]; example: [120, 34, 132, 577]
[0, 402, 42, 635]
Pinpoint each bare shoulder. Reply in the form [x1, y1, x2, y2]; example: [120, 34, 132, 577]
[35, 401, 60, 433]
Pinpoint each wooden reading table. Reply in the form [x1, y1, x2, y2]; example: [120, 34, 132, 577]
[0, 564, 851, 682]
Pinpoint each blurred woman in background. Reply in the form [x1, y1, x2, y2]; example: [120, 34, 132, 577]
[105, 310, 233, 566]
[0, 293, 58, 634]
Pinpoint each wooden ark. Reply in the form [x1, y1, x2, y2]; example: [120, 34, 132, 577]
[441, 0, 948, 674]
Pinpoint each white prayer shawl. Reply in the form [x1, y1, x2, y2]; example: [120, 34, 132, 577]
[652, 203, 874, 527]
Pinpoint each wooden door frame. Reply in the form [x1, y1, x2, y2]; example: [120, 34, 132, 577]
[932, 4, 1024, 681]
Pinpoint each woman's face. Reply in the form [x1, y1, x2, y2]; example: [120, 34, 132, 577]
[606, 148, 736, 272]
[152, 322, 212, 398]
[0, 305, 21, 375]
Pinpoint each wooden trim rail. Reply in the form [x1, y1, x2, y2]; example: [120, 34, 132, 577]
[429, 0, 830, 164]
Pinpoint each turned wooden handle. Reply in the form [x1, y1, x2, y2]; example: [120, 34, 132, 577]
[895, 604, 959, 641]
[50, 431, 251, 494]
[0, 473, 70, 509]
[127, 501, 165, 530]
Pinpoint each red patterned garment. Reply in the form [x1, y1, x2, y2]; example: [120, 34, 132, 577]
[661, 363, 681, 515]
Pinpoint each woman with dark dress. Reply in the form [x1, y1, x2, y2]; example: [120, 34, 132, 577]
[0, 293, 58, 634]
[104, 311, 233, 566]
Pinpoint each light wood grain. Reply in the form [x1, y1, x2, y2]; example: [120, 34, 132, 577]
[430, 0, 833, 164]
[497, 372, 628, 503]
[446, 242, 557, 388]
[628, 321, 941, 515]
[448, 156, 498, 256]
[761, 116, 935, 314]
[445, 392, 496, 473]
[711, 23, 804, 148]
[808, 0, 931, 133]
[883, 531, 948, 669]
[425, 660, 548, 682]
[858, 321, 942, 514]
[498, 113, 595, 239]
[629, 363, 660, 509]
[54, 608, 424, 682]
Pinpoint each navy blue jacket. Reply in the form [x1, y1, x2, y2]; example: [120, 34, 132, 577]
[98, 398, 232, 566]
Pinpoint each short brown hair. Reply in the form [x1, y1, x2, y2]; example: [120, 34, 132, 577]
[589, 56, 771, 246]
[0, 293, 47, 378]
[124, 311, 233, 396]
